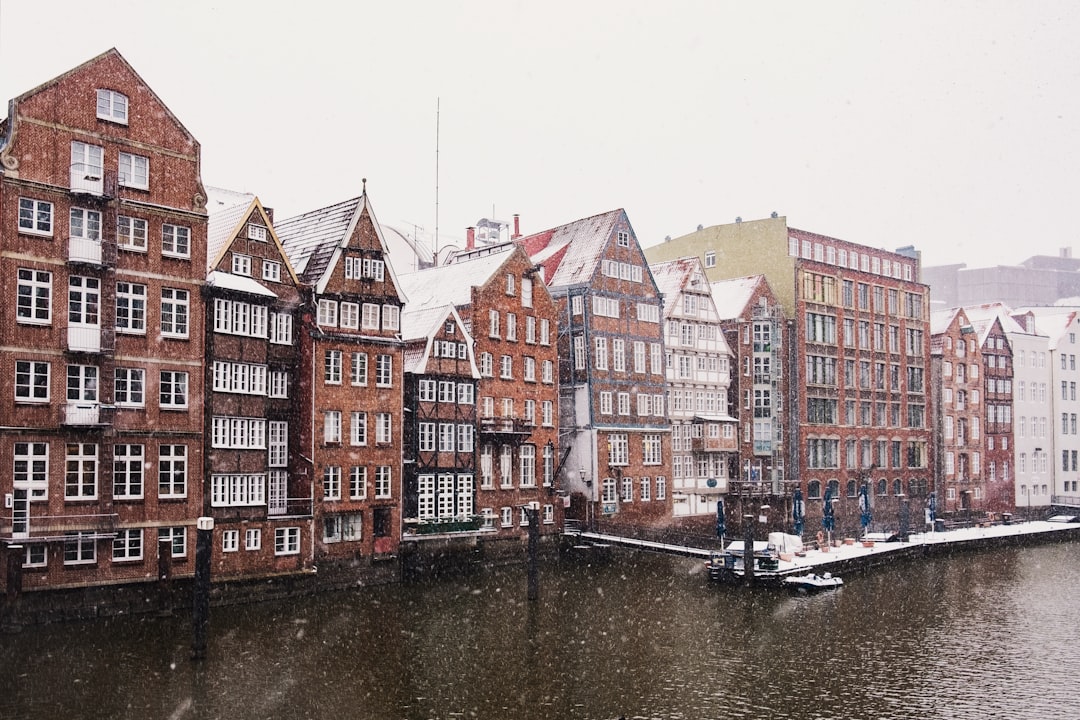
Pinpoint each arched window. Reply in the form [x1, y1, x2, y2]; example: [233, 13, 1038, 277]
[827, 479, 840, 498]
[893, 478, 903, 495]
[808, 479, 822, 499]
[846, 479, 857, 497]
[876, 478, 887, 496]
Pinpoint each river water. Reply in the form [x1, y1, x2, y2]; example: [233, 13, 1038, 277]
[2, 540, 1079, 720]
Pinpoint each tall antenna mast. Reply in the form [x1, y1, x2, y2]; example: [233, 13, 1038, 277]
[434, 97, 440, 266]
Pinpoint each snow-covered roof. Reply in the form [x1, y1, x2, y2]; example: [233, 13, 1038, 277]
[650, 256, 700, 308]
[710, 275, 764, 320]
[398, 245, 515, 310]
[930, 307, 963, 336]
[961, 303, 1032, 337]
[519, 209, 624, 287]
[205, 186, 256, 272]
[276, 196, 361, 280]
[207, 270, 278, 298]
[400, 304, 480, 377]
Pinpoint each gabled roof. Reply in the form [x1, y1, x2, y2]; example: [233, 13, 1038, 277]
[962, 302, 1032, 341]
[1018, 306, 1080, 349]
[710, 275, 767, 320]
[1, 48, 198, 153]
[275, 188, 405, 301]
[930, 307, 965, 336]
[650, 256, 700, 306]
[518, 209, 624, 287]
[397, 245, 516, 311]
[205, 187, 301, 287]
[400, 304, 480, 378]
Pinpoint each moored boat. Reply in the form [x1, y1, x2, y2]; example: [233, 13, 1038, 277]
[782, 572, 843, 592]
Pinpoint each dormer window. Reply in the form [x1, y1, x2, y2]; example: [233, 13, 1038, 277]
[96, 89, 128, 124]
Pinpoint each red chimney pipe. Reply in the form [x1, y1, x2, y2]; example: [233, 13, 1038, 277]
[466, 226, 475, 250]
[512, 214, 520, 239]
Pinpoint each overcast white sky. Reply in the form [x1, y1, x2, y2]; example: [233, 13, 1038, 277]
[2, 1, 1078, 268]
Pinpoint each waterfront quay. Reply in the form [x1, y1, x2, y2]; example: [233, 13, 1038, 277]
[567, 517, 1080, 582]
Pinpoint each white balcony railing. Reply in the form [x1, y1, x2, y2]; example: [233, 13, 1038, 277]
[68, 325, 102, 353]
[64, 402, 100, 425]
[69, 236, 103, 265]
[70, 163, 104, 195]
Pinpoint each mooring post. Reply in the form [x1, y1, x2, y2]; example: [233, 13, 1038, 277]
[743, 514, 755, 586]
[526, 506, 540, 601]
[192, 516, 213, 660]
[3, 544, 23, 632]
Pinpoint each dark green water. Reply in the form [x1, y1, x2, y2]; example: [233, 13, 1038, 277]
[2, 541, 1078, 719]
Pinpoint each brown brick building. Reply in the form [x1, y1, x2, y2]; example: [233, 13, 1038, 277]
[204, 192, 311, 577]
[398, 242, 562, 540]
[0, 49, 208, 589]
[277, 188, 405, 563]
[521, 210, 673, 530]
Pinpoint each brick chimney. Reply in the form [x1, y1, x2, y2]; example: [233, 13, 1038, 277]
[466, 226, 475, 250]
[512, 214, 520, 239]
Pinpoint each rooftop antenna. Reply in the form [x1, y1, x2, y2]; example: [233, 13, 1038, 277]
[434, 97, 440, 266]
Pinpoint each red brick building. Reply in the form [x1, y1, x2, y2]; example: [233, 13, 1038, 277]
[398, 243, 562, 540]
[277, 188, 405, 563]
[204, 192, 311, 577]
[521, 210, 673, 530]
[932, 307, 1015, 516]
[0, 49, 208, 589]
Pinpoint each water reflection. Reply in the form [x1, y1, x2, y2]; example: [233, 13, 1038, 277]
[2, 542, 1079, 719]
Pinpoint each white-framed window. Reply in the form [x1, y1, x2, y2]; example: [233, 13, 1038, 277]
[543, 400, 554, 426]
[70, 207, 102, 241]
[113, 529, 143, 561]
[621, 476, 634, 502]
[618, 392, 631, 415]
[116, 282, 147, 333]
[318, 299, 338, 326]
[160, 288, 189, 338]
[325, 350, 342, 384]
[362, 258, 385, 280]
[245, 528, 262, 551]
[656, 476, 667, 500]
[274, 527, 300, 556]
[520, 444, 536, 487]
[640, 477, 651, 501]
[71, 141, 104, 190]
[350, 412, 368, 446]
[324, 410, 342, 444]
[362, 303, 380, 329]
[617, 230, 630, 247]
[17, 268, 52, 325]
[64, 532, 96, 565]
[268, 421, 288, 467]
[210, 474, 266, 507]
[375, 466, 392, 498]
[350, 466, 368, 499]
[227, 253, 250, 276]
[501, 506, 514, 528]
[117, 216, 148, 251]
[270, 312, 293, 344]
[14, 442, 49, 500]
[159, 527, 187, 557]
[376, 412, 392, 444]
[382, 304, 400, 331]
[609, 433, 629, 465]
[18, 198, 53, 236]
[263, 260, 282, 282]
[540, 318, 551, 345]
[64, 442, 98, 499]
[118, 152, 149, 189]
[222, 530, 240, 553]
[489, 309, 501, 338]
[14, 360, 49, 405]
[68, 275, 100, 328]
[500, 445, 513, 487]
[500, 355, 513, 379]
[96, 88, 128, 123]
[113, 444, 144, 499]
[247, 223, 267, 241]
[158, 445, 187, 498]
[458, 383, 475, 405]
[480, 352, 493, 377]
[542, 360, 554, 384]
[323, 466, 342, 500]
[643, 434, 663, 465]
[595, 337, 608, 370]
[212, 417, 267, 448]
[507, 312, 518, 341]
[159, 371, 188, 408]
[269, 369, 289, 398]
[162, 224, 190, 258]
[351, 352, 368, 386]
[376, 354, 393, 387]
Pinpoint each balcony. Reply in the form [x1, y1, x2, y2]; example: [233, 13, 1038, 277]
[692, 435, 739, 453]
[69, 236, 102, 265]
[68, 325, 103, 353]
[479, 417, 535, 438]
[70, 163, 104, 196]
[63, 402, 104, 426]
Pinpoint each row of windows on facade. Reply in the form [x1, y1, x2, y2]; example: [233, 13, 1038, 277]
[21, 201, 201, 261]
[570, 294, 662, 323]
[942, 451, 1008, 480]
[671, 454, 729, 480]
[806, 312, 927, 354]
[792, 240, 916, 283]
[477, 352, 554, 383]
[599, 476, 669, 504]
[806, 398, 929, 429]
[671, 353, 730, 383]
[804, 438, 930, 470]
[605, 434, 666, 466]
[668, 390, 731, 417]
[18, 525, 303, 570]
[803, 477, 931, 501]
[801, 356, 927, 392]
[317, 298, 399, 332]
[486, 310, 552, 344]
[324, 351, 394, 387]
[941, 334, 1012, 355]
[573, 337, 665, 374]
[15, 361, 189, 408]
[802, 272, 925, 318]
